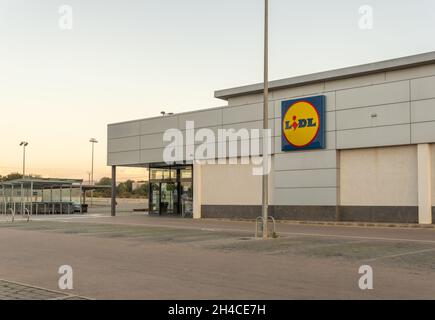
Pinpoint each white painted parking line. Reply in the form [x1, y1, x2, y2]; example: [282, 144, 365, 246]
[363, 248, 435, 262]
[277, 231, 435, 245]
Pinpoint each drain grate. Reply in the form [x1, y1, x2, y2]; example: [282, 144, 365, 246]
[0, 279, 91, 300]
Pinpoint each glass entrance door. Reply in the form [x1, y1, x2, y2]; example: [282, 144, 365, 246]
[148, 164, 193, 217]
[180, 182, 193, 217]
[160, 182, 178, 215]
[149, 183, 160, 214]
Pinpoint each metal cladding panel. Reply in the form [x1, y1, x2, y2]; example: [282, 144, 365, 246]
[337, 124, 411, 149]
[336, 81, 410, 110]
[274, 188, 338, 206]
[336, 102, 410, 131]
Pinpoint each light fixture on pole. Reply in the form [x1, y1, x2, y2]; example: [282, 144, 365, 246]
[19, 141, 29, 178]
[262, 0, 269, 239]
[89, 138, 98, 207]
[161, 111, 174, 117]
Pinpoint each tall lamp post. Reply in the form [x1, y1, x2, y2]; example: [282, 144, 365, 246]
[89, 138, 98, 207]
[19, 141, 29, 178]
[262, 0, 269, 239]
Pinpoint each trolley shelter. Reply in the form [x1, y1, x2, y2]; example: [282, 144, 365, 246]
[0, 178, 85, 220]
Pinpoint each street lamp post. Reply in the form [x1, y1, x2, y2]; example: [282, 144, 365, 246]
[89, 138, 98, 207]
[262, 0, 269, 239]
[19, 141, 29, 178]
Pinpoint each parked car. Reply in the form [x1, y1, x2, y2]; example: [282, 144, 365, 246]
[72, 202, 88, 213]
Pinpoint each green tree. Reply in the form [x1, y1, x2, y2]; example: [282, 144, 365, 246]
[125, 180, 134, 193]
[117, 183, 128, 195]
[132, 183, 148, 198]
[97, 177, 112, 186]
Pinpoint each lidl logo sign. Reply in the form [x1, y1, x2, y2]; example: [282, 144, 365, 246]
[282, 95, 326, 151]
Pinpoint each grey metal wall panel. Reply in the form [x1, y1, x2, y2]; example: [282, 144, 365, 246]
[140, 148, 166, 164]
[220, 140, 264, 159]
[411, 99, 435, 123]
[411, 76, 435, 100]
[273, 137, 282, 154]
[270, 83, 325, 101]
[326, 111, 336, 132]
[274, 187, 338, 206]
[227, 93, 264, 107]
[223, 120, 262, 132]
[222, 120, 275, 139]
[337, 124, 411, 149]
[198, 140, 269, 160]
[178, 108, 223, 129]
[326, 131, 337, 150]
[140, 133, 165, 150]
[274, 150, 338, 171]
[386, 64, 435, 82]
[223, 103, 263, 124]
[108, 121, 140, 139]
[191, 142, 220, 160]
[108, 151, 140, 166]
[182, 126, 223, 146]
[325, 73, 386, 91]
[273, 118, 281, 137]
[336, 81, 410, 110]
[140, 115, 179, 135]
[336, 102, 410, 130]
[274, 169, 338, 188]
[411, 122, 435, 144]
[108, 136, 140, 153]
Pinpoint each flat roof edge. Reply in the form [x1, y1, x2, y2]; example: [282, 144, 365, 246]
[214, 51, 435, 100]
[107, 105, 227, 127]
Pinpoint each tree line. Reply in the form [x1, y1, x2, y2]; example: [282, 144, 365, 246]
[94, 177, 148, 199]
[0, 173, 41, 181]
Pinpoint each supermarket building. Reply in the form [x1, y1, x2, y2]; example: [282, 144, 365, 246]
[107, 52, 435, 224]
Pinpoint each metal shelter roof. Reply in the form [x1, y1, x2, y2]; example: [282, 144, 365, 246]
[0, 178, 83, 189]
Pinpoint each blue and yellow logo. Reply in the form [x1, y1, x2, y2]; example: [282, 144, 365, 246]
[281, 96, 326, 151]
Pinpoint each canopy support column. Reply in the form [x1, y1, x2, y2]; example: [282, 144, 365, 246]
[20, 183, 24, 215]
[2, 186, 5, 215]
[60, 186, 63, 214]
[30, 181, 33, 218]
[51, 187, 53, 214]
[79, 183, 83, 214]
[111, 166, 116, 217]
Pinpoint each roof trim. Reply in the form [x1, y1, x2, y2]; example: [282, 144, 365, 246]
[214, 51, 435, 101]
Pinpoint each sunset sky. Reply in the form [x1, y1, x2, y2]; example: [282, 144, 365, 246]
[1, 0, 435, 182]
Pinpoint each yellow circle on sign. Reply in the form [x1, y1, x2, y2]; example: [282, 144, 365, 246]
[282, 101, 320, 148]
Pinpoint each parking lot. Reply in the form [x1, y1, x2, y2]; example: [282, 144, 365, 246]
[0, 213, 434, 299]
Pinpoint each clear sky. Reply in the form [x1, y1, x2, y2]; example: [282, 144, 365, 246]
[1, 0, 435, 182]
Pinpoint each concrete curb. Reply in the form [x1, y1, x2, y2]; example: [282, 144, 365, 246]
[280, 220, 435, 229]
[205, 218, 435, 230]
